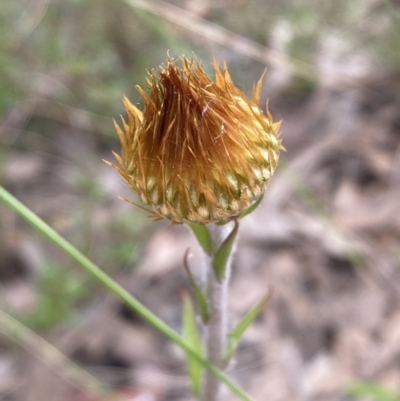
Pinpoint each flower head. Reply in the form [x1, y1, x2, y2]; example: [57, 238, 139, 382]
[107, 56, 282, 224]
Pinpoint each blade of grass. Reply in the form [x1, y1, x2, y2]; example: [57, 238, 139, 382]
[0, 309, 106, 395]
[0, 186, 255, 401]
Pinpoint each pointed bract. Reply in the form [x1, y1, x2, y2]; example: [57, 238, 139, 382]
[107, 55, 282, 224]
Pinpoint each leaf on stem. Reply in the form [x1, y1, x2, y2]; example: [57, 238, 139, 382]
[182, 292, 204, 398]
[183, 249, 210, 323]
[187, 223, 213, 255]
[0, 186, 256, 401]
[212, 220, 239, 282]
[225, 288, 273, 365]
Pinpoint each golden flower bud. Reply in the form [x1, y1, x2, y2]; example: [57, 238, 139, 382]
[107, 56, 282, 224]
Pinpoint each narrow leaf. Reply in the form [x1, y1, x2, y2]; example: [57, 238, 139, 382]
[188, 223, 213, 255]
[182, 293, 204, 398]
[226, 288, 273, 364]
[183, 249, 210, 323]
[213, 220, 239, 282]
[0, 185, 256, 401]
[0, 186, 254, 401]
[239, 194, 264, 220]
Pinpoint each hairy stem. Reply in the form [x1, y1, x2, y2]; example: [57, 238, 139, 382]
[0, 186, 255, 401]
[201, 223, 235, 401]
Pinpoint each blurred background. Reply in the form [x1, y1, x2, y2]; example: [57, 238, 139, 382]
[1, 0, 400, 400]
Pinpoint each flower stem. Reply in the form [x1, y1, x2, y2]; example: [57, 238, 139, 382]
[0, 186, 255, 401]
[201, 223, 235, 401]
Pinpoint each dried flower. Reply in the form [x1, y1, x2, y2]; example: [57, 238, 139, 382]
[107, 56, 282, 224]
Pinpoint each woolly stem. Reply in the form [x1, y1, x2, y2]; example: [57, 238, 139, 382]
[201, 223, 235, 401]
[0, 186, 255, 401]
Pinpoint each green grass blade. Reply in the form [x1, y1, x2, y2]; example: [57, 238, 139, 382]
[0, 186, 255, 401]
[182, 293, 203, 398]
[0, 309, 106, 395]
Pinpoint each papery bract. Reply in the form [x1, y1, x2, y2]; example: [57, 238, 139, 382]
[107, 56, 282, 224]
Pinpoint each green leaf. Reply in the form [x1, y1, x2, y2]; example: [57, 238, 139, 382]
[188, 223, 213, 255]
[183, 249, 210, 323]
[212, 220, 239, 282]
[347, 382, 400, 401]
[239, 194, 264, 219]
[182, 293, 204, 398]
[0, 186, 256, 401]
[225, 289, 273, 364]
